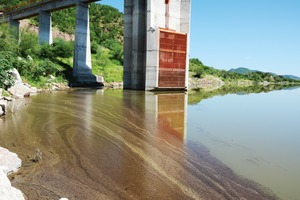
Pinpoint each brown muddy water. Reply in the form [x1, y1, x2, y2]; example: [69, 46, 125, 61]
[0, 89, 278, 200]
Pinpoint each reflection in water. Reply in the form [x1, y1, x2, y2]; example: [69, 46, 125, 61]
[188, 85, 300, 200]
[0, 89, 278, 200]
[145, 92, 187, 142]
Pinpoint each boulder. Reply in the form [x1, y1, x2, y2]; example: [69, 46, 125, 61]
[0, 146, 24, 200]
[0, 170, 24, 200]
[10, 68, 22, 85]
[8, 84, 32, 98]
[0, 100, 7, 116]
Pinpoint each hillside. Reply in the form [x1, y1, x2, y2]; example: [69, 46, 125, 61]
[228, 67, 257, 74]
[0, 2, 124, 90]
[189, 58, 300, 88]
[230, 67, 300, 81]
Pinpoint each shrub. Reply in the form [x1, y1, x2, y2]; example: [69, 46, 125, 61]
[38, 43, 55, 59]
[0, 51, 16, 89]
[52, 39, 73, 58]
[19, 29, 39, 57]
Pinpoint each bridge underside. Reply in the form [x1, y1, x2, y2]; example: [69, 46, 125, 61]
[2, 0, 191, 90]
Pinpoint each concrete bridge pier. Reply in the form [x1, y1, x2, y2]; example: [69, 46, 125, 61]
[123, 0, 147, 90]
[9, 19, 20, 41]
[124, 0, 191, 90]
[72, 2, 101, 86]
[38, 11, 53, 44]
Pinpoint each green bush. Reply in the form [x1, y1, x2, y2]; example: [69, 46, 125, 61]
[19, 29, 39, 57]
[52, 39, 73, 58]
[0, 51, 16, 89]
[38, 44, 55, 59]
[13, 58, 32, 77]
[0, 24, 19, 53]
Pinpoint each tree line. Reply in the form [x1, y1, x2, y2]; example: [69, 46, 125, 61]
[189, 58, 300, 84]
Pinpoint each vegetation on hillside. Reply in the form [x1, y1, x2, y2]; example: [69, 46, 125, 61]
[189, 58, 300, 84]
[0, 23, 73, 88]
[0, 2, 124, 88]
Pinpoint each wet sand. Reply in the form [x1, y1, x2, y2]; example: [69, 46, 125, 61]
[0, 90, 278, 200]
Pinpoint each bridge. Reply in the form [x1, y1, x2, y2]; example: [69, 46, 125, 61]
[0, 0, 191, 90]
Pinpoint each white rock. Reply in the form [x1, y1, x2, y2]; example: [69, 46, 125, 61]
[0, 147, 22, 174]
[10, 68, 23, 85]
[26, 55, 33, 61]
[0, 147, 24, 200]
[8, 84, 31, 98]
[0, 170, 24, 200]
[0, 100, 7, 116]
[0, 106, 3, 116]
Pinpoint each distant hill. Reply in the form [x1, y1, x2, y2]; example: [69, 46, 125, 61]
[283, 75, 300, 81]
[229, 68, 300, 81]
[228, 67, 258, 74]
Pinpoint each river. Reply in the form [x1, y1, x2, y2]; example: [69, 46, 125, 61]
[0, 86, 298, 199]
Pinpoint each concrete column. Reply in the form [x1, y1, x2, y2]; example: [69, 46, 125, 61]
[124, 0, 191, 90]
[9, 19, 20, 41]
[180, 1, 192, 89]
[38, 11, 53, 44]
[123, 0, 147, 90]
[145, 0, 159, 90]
[73, 2, 97, 85]
[123, 0, 133, 89]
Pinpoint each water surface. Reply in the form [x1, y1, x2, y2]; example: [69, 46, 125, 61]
[0, 88, 282, 199]
[188, 86, 300, 200]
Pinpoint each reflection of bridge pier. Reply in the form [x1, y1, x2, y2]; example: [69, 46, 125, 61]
[145, 92, 187, 142]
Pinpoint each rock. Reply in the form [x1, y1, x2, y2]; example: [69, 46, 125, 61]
[0, 100, 7, 116]
[8, 84, 32, 98]
[0, 170, 24, 200]
[0, 106, 3, 116]
[0, 147, 22, 174]
[3, 97, 12, 101]
[31, 148, 42, 162]
[0, 147, 24, 200]
[96, 75, 104, 83]
[26, 55, 33, 61]
[10, 68, 23, 85]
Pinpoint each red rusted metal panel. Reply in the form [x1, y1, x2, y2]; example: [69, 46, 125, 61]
[158, 29, 187, 88]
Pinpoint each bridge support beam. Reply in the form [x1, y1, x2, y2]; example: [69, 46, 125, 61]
[124, 0, 191, 90]
[38, 11, 53, 45]
[72, 2, 101, 86]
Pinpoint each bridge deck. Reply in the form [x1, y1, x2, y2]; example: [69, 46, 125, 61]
[0, 0, 99, 23]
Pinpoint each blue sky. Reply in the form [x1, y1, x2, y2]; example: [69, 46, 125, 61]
[99, 0, 300, 76]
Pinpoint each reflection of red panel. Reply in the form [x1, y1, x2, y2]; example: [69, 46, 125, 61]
[157, 94, 185, 140]
[159, 29, 187, 88]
